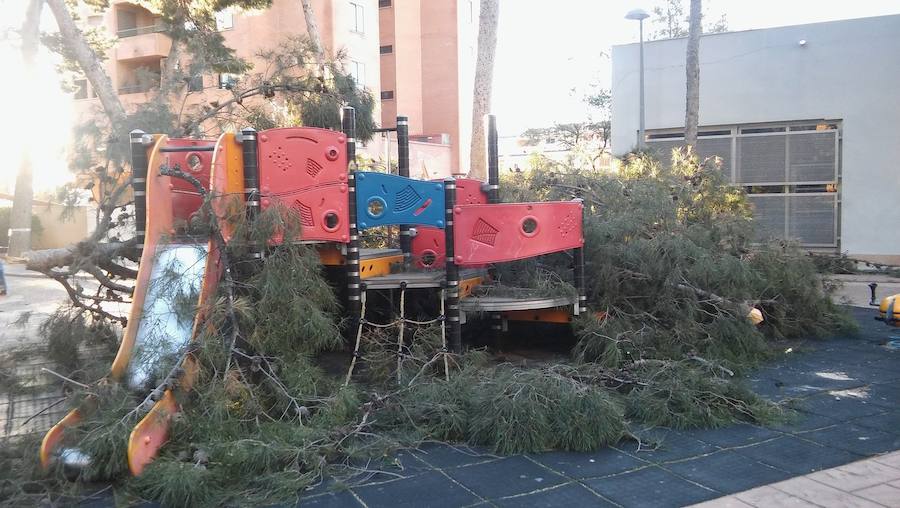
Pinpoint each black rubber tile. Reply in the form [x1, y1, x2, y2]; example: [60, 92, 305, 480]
[352, 470, 480, 508]
[529, 446, 648, 479]
[665, 450, 793, 494]
[865, 382, 900, 408]
[494, 482, 616, 507]
[617, 428, 718, 464]
[298, 490, 364, 507]
[410, 443, 498, 469]
[772, 411, 838, 433]
[851, 410, 900, 434]
[347, 449, 433, 485]
[443, 455, 566, 500]
[734, 436, 861, 475]
[585, 465, 718, 507]
[795, 392, 887, 420]
[681, 423, 781, 449]
[802, 424, 900, 456]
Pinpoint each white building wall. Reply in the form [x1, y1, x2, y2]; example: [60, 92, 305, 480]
[611, 15, 900, 260]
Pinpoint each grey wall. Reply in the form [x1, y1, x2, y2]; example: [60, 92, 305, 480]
[611, 15, 900, 259]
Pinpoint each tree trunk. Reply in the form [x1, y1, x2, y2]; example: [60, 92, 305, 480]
[467, 0, 500, 181]
[46, 0, 127, 127]
[684, 0, 702, 148]
[8, 0, 43, 258]
[300, 0, 326, 76]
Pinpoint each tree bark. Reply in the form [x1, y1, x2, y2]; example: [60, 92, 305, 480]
[46, 0, 127, 127]
[8, 0, 44, 258]
[684, 0, 702, 148]
[300, 0, 326, 76]
[467, 0, 500, 181]
[25, 241, 136, 273]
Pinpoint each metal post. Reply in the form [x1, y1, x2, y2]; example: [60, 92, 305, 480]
[486, 115, 501, 203]
[129, 130, 149, 256]
[343, 107, 362, 320]
[638, 19, 646, 150]
[397, 115, 412, 266]
[443, 178, 461, 353]
[573, 199, 587, 315]
[240, 127, 260, 220]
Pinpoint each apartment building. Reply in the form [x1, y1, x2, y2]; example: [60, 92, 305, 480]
[378, 0, 478, 174]
[71, 0, 478, 177]
[73, 0, 380, 124]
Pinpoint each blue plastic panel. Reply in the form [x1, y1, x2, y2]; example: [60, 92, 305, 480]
[355, 172, 445, 230]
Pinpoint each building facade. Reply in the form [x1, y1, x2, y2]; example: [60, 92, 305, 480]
[378, 0, 478, 174]
[611, 15, 900, 263]
[72, 0, 475, 177]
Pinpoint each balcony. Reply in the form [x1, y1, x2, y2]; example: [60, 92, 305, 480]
[115, 31, 171, 61]
[117, 23, 165, 38]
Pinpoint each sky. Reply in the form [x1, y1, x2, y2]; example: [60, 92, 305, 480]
[492, 0, 900, 135]
[0, 0, 899, 191]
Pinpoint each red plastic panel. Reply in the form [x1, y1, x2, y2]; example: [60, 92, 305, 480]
[260, 183, 350, 243]
[163, 139, 215, 224]
[410, 179, 489, 268]
[257, 127, 348, 196]
[452, 201, 583, 266]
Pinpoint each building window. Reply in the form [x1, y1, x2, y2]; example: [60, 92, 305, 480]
[381, 90, 394, 100]
[219, 73, 240, 90]
[350, 2, 364, 34]
[350, 61, 365, 88]
[73, 79, 88, 100]
[378, 0, 391, 7]
[188, 75, 204, 92]
[215, 10, 233, 31]
[379, 45, 393, 55]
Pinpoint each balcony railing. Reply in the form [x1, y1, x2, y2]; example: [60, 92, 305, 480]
[117, 23, 165, 38]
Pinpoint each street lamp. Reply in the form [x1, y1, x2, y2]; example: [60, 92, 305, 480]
[625, 8, 650, 150]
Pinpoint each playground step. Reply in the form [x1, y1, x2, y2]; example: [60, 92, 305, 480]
[458, 294, 577, 312]
[362, 268, 486, 290]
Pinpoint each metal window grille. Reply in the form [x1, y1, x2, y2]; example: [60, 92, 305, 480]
[647, 122, 840, 249]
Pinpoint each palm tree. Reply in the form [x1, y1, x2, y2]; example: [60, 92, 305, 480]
[468, 0, 500, 181]
[684, 0, 701, 148]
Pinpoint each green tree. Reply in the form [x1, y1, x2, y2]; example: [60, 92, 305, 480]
[649, 0, 727, 40]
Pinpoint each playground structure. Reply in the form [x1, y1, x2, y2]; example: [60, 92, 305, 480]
[38, 107, 587, 476]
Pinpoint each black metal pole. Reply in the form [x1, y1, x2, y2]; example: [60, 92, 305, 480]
[239, 127, 261, 258]
[343, 107, 362, 320]
[443, 178, 461, 353]
[486, 115, 501, 204]
[573, 199, 587, 315]
[129, 130, 149, 256]
[397, 115, 412, 266]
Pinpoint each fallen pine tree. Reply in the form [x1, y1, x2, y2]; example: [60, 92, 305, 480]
[0, 149, 856, 506]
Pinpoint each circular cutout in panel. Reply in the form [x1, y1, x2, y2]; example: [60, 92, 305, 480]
[366, 197, 386, 219]
[186, 153, 203, 172]
[521, 216, 539, 237]
[323, 211, 340, 232]
[421, 250, 437, 267]
[325, 147, 340, 161]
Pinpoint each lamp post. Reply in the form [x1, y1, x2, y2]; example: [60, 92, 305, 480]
[625, 8, 650, 150]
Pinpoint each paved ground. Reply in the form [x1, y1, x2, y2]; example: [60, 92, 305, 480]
[2, 267, 898, 506]
[298, 306, 900, 507]
[693, 451, 900, 507]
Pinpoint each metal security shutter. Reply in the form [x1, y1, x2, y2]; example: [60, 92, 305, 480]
[789, 131, 838, 183]
[788, 194, 837, 246]
[646, 139, 680, 169]
[737, 135, 786, 184]
[696, 137, 732, 175]
[748, 195, 786, 240]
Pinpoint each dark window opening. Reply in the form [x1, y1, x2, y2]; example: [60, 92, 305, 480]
[380, 45, 393, 54]
[188, 75, 203, 92]
[378, 0, 392, 7]
[381, 90, 394, 100]
[740, 126, 786, 134]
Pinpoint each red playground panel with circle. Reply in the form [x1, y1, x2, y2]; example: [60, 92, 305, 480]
[163, 138, 215, 225]
[452, 201, 584, 266]
[261, 183, 351, 243]
[411, 178, 489, 268]
[257, 127, 348, 195]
